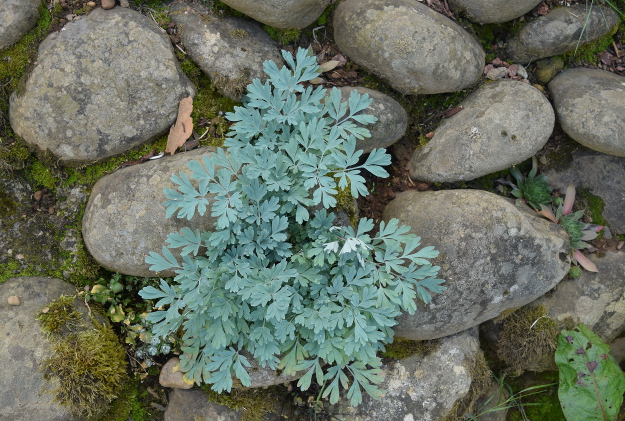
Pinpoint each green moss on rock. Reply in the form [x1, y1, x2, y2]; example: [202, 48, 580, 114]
[38, 295, 128, 419]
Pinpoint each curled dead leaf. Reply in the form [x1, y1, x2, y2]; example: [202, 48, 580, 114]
[166, 96, 194, 155]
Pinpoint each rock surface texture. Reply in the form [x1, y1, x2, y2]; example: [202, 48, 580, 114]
[82, 147, 219, 278]
[409, 80, 554, 183]
[383, 189, 570, 340]
[170, 2, 282, 101]
[0, 277, 83, 421]
[331, 329, 482, 421]
[544, 150, 625, 234]
[165, 388, 243, 421]
[532, 251, 625, 344]
[0, 0, 41, 50]
[449, 0, 542, 24]
[220, 0, 332, 28]
[330, 87, 408, 153]
[334, 0, 485, 95]
[549, 68, 625, 157]
[9, 7, 195, 165]
[506, 5, 620, 63]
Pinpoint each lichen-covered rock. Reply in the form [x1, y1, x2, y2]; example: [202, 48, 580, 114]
[9, 7, 195, 165]
[506, 5, 620, 63]
[383, 189, 570, 340]
[0, 0, 41, 50]
[0, 277, 84, 421]
[449, 0, 542, 24]
[533, 251, 625, 344]
[549, 68, 625, 157]
[82, 148, 219, 278]
[219, 0, 332, 29]
[409, 80, 554, 183]
[330, 328, 483, 421]
[326, 87, 408, 153]
[334, 0, 485, 95]
[170, 2, 282, 101]
[544, 150, 625, 234]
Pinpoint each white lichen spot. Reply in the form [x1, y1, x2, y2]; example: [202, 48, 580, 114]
[453, 365, 466, 375]
[404, 414, 415, 421]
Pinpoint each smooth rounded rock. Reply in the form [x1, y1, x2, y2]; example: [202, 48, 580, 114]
[82, 148, 220, 278]
[409, 80, 554, 183]
[334, 0, 485, 95]
[9, 7, 195, 165]
[170, 2, 282, 101]
[506, 5, 620, 63]
[0, 277, 86, 421]
[449, 0, 542, 24]
[549, 68, 625, 157]
[102, 0, 115, 10]
[219, 0, 332, 29]
[0, 0, 41, 50]
[326, 86, 408, 153]
[383, 189, 570, 340]
[160, 357, 193, 389]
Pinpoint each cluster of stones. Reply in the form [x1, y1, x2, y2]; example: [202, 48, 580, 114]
[1, 0, 624, 420]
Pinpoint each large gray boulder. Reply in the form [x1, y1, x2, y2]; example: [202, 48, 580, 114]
[544, 151, 625, 234]
[449, 0, 541, 24]
[334, 0, 485, 95]
[506, 5, 620, 63]
[0, 0, 40, 50]
[327, 87, 408, 153]
[331, 328, 483, 421]
[549, 68, 625, 157]
[170, 2, 282, 101]
[219, 0, 332, 29]
[383, 189, 570, 340]
[9, 7, 195, 166]
[82, 148, 219, 278]
[0, 277, 82, 421]
[409, 80, 554, 183]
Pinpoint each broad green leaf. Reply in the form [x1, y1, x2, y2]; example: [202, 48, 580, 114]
[556, 323, 625, 421]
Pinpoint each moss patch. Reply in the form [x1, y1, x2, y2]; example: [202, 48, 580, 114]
[38, 295, 129, 419]
[202, 385, 287, 421]
[506, 372, 564, 421]
[381, 337, 439, 360]
[496, 305, 559, 374]
[263, 26, 302, 45]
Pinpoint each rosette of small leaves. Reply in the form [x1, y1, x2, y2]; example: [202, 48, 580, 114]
[509, 157, 553, 210]
[139, 48, 445, 407]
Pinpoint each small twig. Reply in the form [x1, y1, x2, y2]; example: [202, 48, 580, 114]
[312, 26, 325, 46]
[149, 10, 167, 33]
[175, 44, 186, 55]
[613, 41, 621, 58]
[530, 316, 547, 330]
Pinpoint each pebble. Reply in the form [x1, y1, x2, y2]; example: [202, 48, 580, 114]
[87, 1, 96, 6]
[120, 0, 129, 7]
[486, 67, 508, 80]
[101, 0, 115, 10]
[7, 296, 21, 306]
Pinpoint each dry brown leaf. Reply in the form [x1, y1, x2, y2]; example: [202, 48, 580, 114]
[318, 60, 340, 73]
[166, 96, 194, 155]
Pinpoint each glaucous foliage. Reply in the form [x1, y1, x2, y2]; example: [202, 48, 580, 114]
[139, 48, 445, 406]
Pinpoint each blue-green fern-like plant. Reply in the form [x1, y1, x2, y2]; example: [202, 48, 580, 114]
[139, 48, 445, 406]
